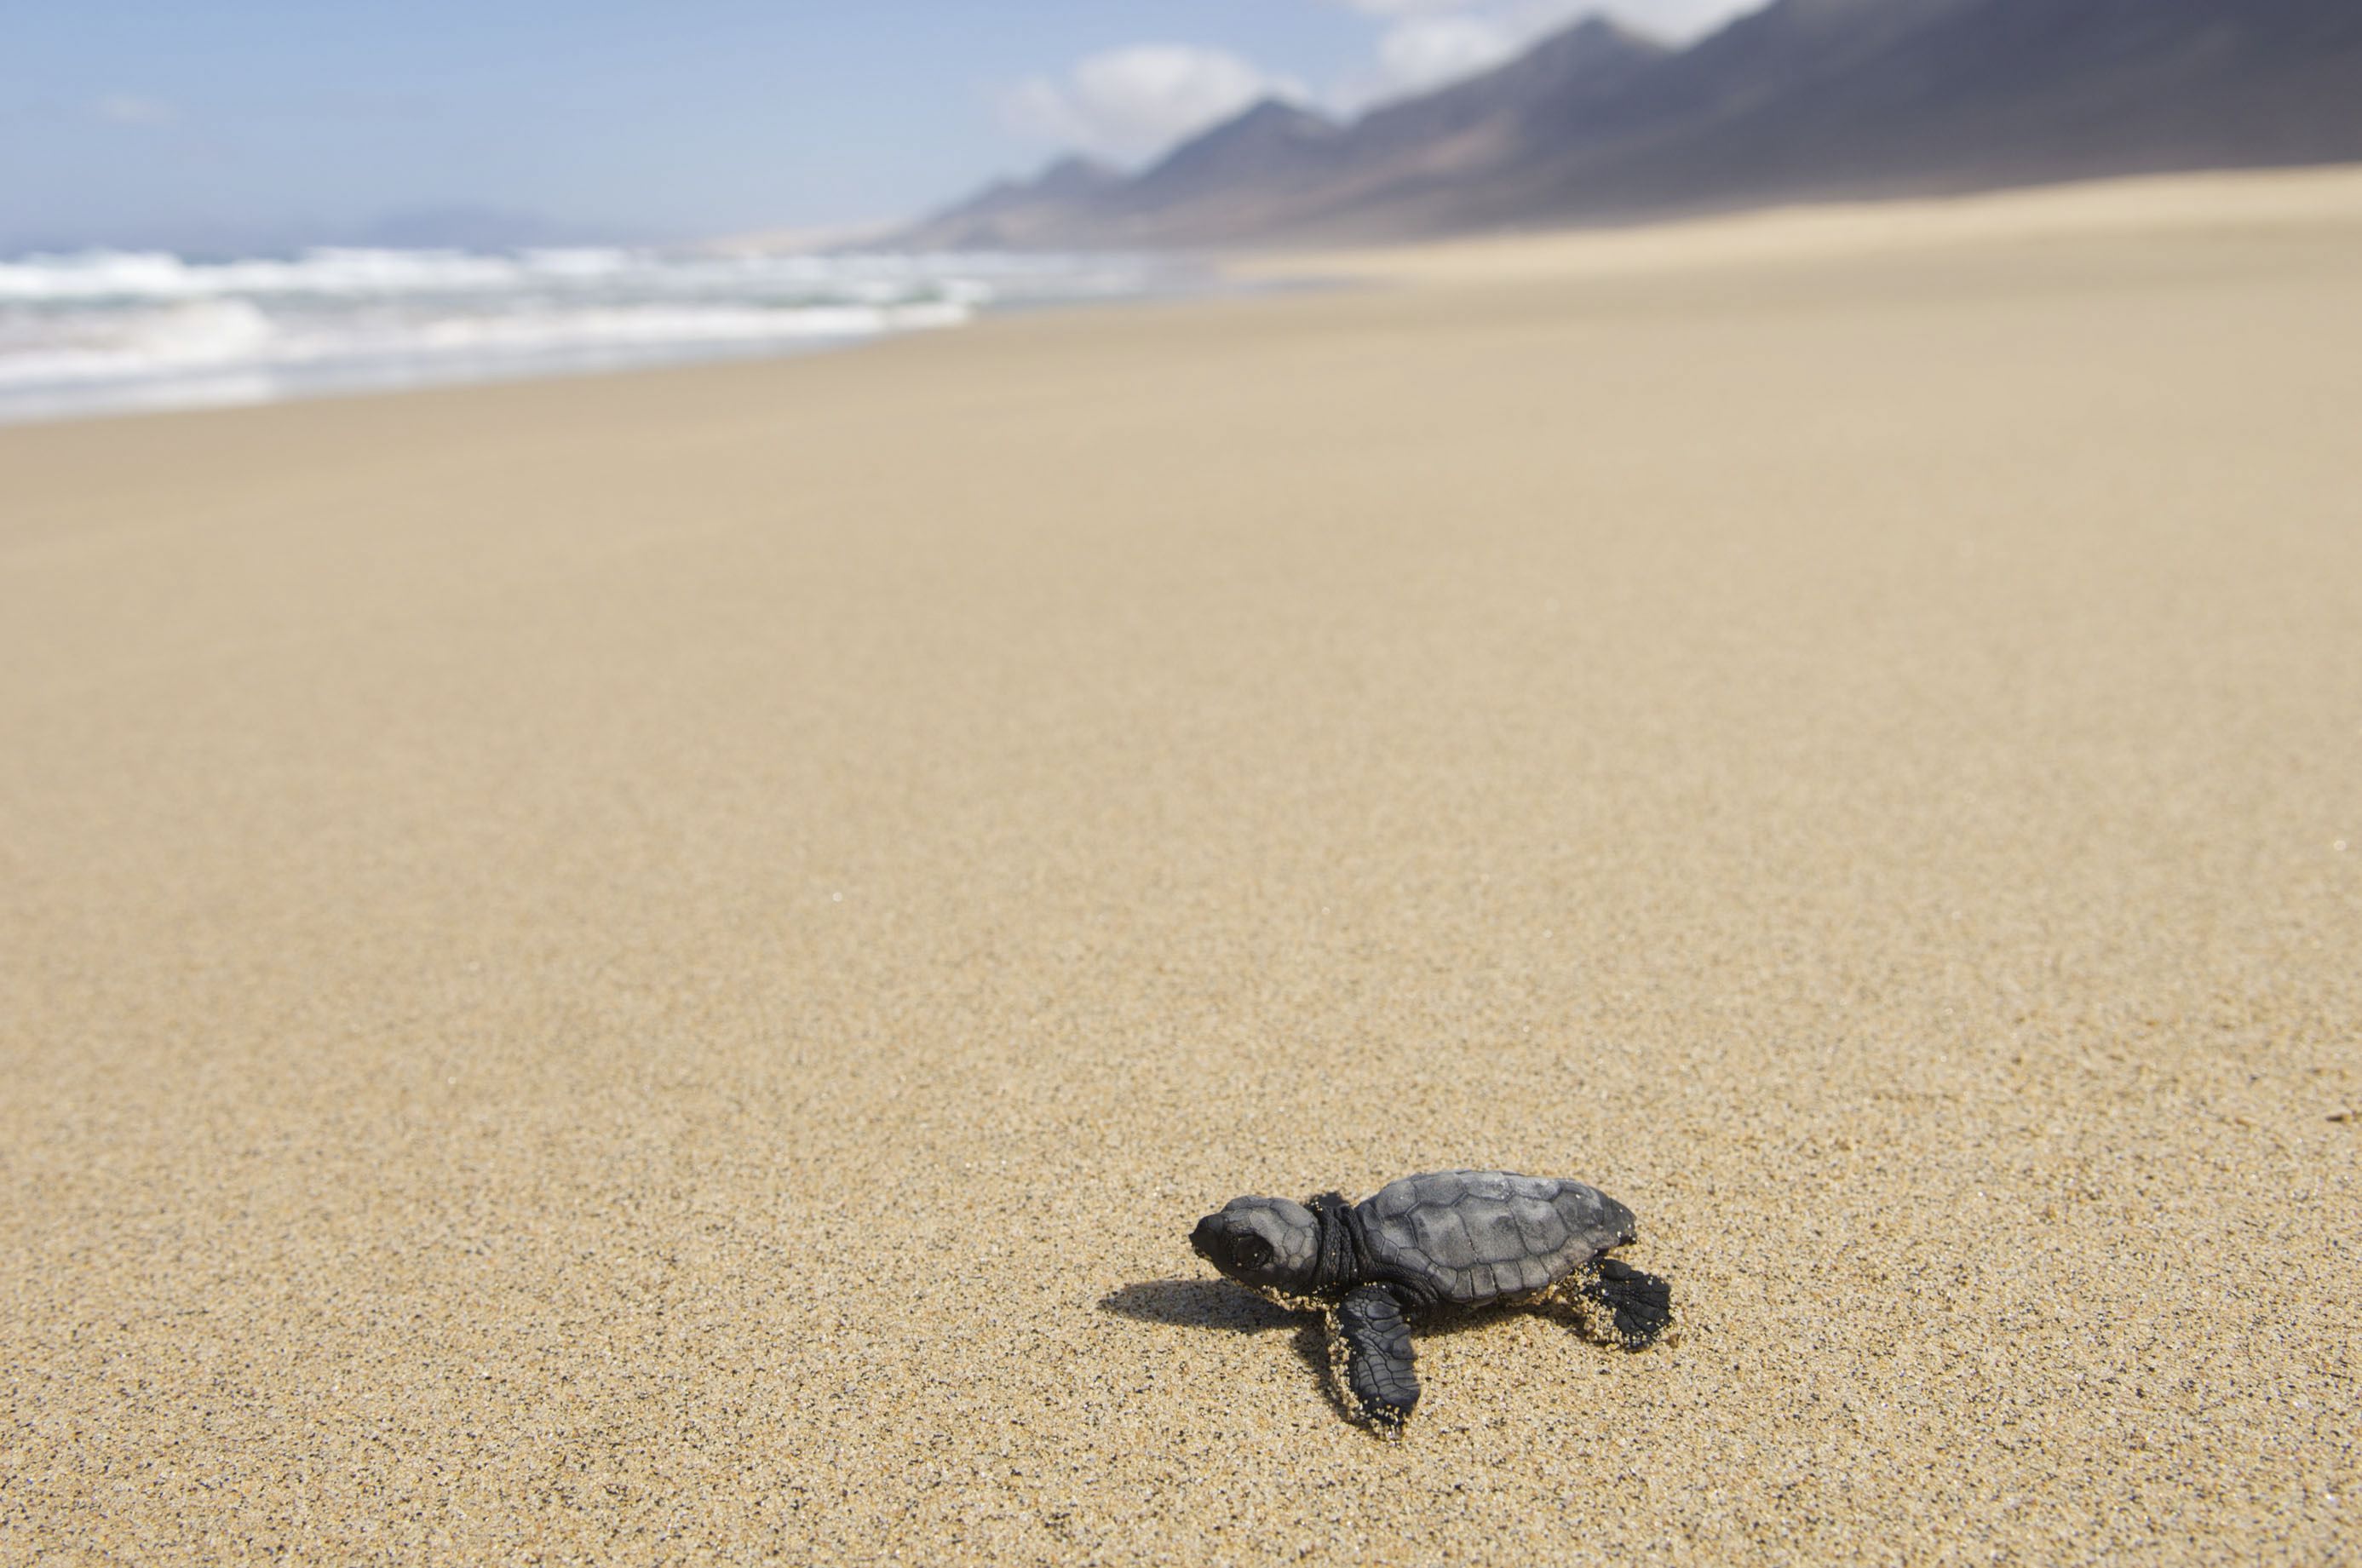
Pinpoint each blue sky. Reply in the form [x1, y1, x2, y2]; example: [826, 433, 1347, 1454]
[3, 1, 1758, 252]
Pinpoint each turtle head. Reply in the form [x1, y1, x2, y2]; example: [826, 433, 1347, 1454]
[1190, 1195, 1321, 1295]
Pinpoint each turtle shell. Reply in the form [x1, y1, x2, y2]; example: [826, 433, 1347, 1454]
[1356, 1169, 1636, 1307]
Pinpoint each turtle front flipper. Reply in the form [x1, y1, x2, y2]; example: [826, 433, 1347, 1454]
[1576, 1257, 1675, 1349]
[1330, 1285, 1420, 1437]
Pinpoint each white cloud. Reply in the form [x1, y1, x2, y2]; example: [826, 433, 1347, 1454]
[1373, 14, 1527, 94]
[1323, 0, 1756, 32]
[1607, 0, 1766, 38]
[1332, 0, 1763, 108]
[1325, 0, 1486, 13]
[1003, 45, 1309, 164]
[997, 2, 1762, 166]
[1323, 2, 1577, 109]
[93, 94, 175, 127]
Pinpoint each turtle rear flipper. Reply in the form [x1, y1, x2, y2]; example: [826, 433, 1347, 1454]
[1577, 1258, 1675, 1349]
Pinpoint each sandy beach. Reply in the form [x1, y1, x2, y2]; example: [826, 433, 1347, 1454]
[4, 169, 2359, 1564]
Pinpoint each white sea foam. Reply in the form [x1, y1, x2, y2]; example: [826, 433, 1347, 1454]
[0, 245, 1175, 423]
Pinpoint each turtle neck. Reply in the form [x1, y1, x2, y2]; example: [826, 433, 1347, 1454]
[1307, 1191, 1359, 1295]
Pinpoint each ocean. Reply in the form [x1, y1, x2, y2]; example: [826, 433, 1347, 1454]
[0, 246, 1180, 425]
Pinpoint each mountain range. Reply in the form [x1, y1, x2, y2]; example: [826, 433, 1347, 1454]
[899, 0, 2362, 250]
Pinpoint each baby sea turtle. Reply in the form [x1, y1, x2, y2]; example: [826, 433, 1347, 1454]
[1189, 1169, 1673, 1436]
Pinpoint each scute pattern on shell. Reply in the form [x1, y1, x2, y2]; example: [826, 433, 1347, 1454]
[1359, 1169, 1637, 1307]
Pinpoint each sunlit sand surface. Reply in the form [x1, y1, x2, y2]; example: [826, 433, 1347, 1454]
[4, 167, 2358, 1563]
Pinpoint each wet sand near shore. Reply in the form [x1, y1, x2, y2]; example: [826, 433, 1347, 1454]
[3, 169, 2359, 1563]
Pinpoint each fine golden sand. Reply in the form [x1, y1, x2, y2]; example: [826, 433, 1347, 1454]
[4, 171, 2359, 1564]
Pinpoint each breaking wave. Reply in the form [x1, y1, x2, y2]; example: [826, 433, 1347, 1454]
[0, 246, 1171, 423]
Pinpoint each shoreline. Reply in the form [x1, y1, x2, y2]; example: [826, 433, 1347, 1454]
[14, 164, 2359, 435]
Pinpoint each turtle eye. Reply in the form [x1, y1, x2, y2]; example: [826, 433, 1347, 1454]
[1233, 1237, 1273, 1270]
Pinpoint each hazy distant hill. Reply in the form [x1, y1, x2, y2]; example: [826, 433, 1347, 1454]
[352, 204, 641, 250]
[900, 156, 1124, 250]
[894, 0, 2362, 250]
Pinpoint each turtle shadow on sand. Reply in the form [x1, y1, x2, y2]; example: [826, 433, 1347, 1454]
[1100, 1280, 1338, 1394]
[1103, 1278, 1582, 1341]
[1098, 1278, 1543, 1420]
[1099, 1279, 1296, 1334]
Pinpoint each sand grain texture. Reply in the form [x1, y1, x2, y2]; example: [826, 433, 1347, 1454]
[4, 172, 2359, 1564]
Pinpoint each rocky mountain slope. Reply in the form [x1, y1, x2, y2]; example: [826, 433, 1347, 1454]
[897, 0, 2362, 250]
